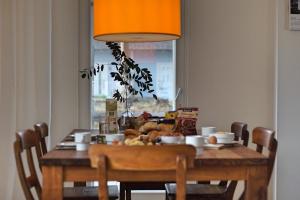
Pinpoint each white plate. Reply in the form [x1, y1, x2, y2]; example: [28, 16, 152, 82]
[58, 142, 77, 146]
[217, 141, 239, 145]
[69, 130, 99, 137]
[204, 144, 224, 149]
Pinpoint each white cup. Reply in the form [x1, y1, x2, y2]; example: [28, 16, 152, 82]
[201, 127, 216, 136]
[75, 132, 91, 143]
[76, 143, 90, 151]
[185, 135, 205, 147]
[185, 136, 205, 156]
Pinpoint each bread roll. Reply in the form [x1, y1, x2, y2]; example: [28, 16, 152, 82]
[124, 129, 140, 138]
[138, 121, 159, 133]
[158, 124, 174, 131]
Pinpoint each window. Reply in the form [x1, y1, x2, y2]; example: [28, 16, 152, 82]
[90, 13, 176, 130]
[90, 41, 176, 129]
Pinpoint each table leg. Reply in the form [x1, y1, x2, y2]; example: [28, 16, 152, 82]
[42, 166, 63, 200]
[245, 165, 268, 200]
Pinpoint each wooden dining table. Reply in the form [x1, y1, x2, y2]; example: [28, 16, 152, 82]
[41, 129, 269, 200]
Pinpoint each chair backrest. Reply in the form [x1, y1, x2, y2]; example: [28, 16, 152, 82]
[252, 127, 277, 184]
[34, 122, 49, 155]
[14, 129, 42, 200]
[231, 122, 249, 147]
[89, 144, 196, 200]
[218, 122, 249, 195]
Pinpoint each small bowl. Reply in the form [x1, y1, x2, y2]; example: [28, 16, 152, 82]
[211, 132, 234, 143]
[201, 127, 217, 136]
[160, 136, 185, 144]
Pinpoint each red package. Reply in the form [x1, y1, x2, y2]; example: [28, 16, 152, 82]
[175, 107, 199, 135]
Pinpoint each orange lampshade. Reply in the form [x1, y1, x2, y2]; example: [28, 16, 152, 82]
[93, 0, 181, 42]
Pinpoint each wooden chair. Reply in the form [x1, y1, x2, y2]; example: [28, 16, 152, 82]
[118, 123, 208, 200]
[231, 122, 249, 147]
[34, 122, 88, 187]
[14, 129, 118, 200]
[14, 130, 42, 200]
[34, 122, 49, 155]
[238, 127, 277, 200]
[165, 122, 249, 200]
[89, 144, 196, 200]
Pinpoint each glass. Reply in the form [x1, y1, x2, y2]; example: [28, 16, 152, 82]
[99, 122, 109, 134]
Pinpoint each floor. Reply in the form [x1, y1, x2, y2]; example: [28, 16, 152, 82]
[131, 191, 165, 200]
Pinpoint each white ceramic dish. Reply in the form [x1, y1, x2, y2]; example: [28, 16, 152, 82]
[201, 127, 217, 136]
[58, 142, 77, 146]
[76, 143, 90, 151]
[211, 132, 234, 144]
[74, 132, 91, 143]
[70, 130, 98, 137]
[160, 136, 185, 144]
[203, 144, 224, 149]
[104, 133, 125, 143]
[217, 141, 239, 145]
[185, 135, 205, 147]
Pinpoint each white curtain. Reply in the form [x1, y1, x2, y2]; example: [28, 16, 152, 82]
[0, 0, 89, 199]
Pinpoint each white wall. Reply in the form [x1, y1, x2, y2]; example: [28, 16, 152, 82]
[50, 0, 80, 146]
[177, 0, 276, 199]
[178, 0, 275, 131]
[50, 0, 90, 146]
[277, 0, 300, 199]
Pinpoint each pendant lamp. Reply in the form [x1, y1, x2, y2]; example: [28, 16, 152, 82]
[93, 0, 181, 42]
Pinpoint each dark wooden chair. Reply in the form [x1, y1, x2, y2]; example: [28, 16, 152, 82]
[34, 122, 49, 155]
[89, 144, 196, 200]
[238, 127, 277, 200]
[165, 122, 249, 200]
[34, 122, 87, 187]
[14, 129, 118, 200]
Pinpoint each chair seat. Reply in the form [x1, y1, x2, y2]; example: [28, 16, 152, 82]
[165, 183, 227, 200]
[63, 186, 119, 200]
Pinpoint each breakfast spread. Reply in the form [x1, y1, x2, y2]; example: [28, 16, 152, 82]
[111, 110, 186, 145]
[121, 118, 182, 146]
[108, 108, 201, 146]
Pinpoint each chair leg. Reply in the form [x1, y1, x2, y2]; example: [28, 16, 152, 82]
[239, 181, 246, 200]
[120, 183, 125, 200]
[125, 188, 131, 200]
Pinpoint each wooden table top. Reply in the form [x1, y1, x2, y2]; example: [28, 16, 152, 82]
[41, 129, 268, 167]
